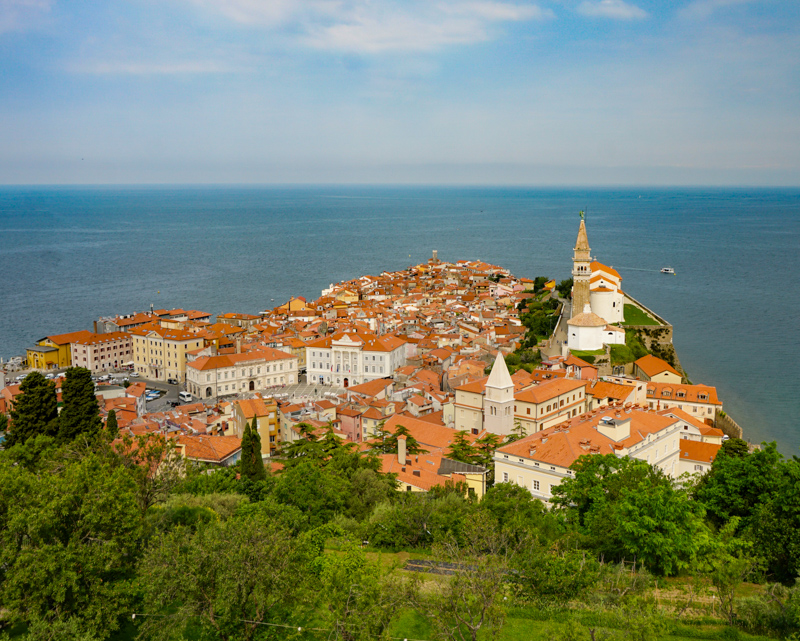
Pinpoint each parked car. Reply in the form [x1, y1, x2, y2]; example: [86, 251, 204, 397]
[167, 378, 178, 385]
[129, 372, 140, 378]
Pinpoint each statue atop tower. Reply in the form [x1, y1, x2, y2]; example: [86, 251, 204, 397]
[571, 211, 592, 320]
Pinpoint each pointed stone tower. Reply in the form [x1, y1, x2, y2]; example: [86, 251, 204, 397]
[483, 351, 515, 436]
[571, 213, 592, 320]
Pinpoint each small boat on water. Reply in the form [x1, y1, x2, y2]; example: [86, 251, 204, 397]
[661, 267, 675, 275]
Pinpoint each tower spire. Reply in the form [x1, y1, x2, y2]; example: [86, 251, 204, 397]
[571, 212, 592, 319]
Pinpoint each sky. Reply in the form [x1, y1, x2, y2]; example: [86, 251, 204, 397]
[1, 0, 799, 185]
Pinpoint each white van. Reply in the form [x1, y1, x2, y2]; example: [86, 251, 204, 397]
[178, 391, 193, 403]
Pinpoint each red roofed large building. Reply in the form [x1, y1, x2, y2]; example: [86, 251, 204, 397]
[646, 381, 722, 420]
[186, 347, 298, 399]
[495, 406, 686, 502]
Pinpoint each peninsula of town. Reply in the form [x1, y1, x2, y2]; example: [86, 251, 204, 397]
[1, 219, 739, 501]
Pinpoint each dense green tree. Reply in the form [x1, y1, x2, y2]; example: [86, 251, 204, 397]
[694, 440, 783, 529]
[345, 466, 398, 521]
[105, 409, 118, 440]
[533, 276, 549, 292]
[58, 367, 102, 442]
[0, 453, 141, 637]
[313, 538, 416, 641]
[274, 461, 349, 528]
[479, 483, 552, 543]
[512, 547, 601, 605]
[0, 412, 7, 436]
[697, 518, 761, 624]
[748, 459, 800, 582]
[138, 516, 308, 641]
[6, 371, 58, 446]
[112, 433, 185, 513]
[556, 278, 573, 298]
[553, 454, 709, 576]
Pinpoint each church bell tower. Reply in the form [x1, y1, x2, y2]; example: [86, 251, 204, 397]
[571, 212, 592, 320]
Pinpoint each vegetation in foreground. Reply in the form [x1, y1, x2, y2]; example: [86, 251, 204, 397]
[2, 369, 800, 640]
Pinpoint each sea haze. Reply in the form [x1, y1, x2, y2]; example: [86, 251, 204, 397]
[0, 186, 798, 453]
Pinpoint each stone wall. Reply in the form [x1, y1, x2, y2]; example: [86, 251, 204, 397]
[715, 412, 744, 440]
[622, 294, 685, 379]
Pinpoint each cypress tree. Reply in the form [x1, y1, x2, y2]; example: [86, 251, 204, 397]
[58, 367, 103, 442]
[250, 418, 267, 481]
[7, 371, 58, 446]
[106, 409, 119, 440]
[240, 422, 253, 479]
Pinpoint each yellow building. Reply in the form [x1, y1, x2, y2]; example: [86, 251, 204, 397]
[129, 322, 204, 382]
[285, 337, 308, 369]
[27, 330, 94, 369]
[232, 398, 279, 456]
[25, 345, 60, 370]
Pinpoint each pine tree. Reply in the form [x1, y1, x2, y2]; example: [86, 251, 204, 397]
[370, 423, 427, 455]
[7, 371, 58, 446]
[106, 409, 119, 440]
[249, 418, 267, 481]
[447, 431, 479, 464]
[58, 367, 103, 442]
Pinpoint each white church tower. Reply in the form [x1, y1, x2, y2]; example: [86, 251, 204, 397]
[483, 352, 515, 436]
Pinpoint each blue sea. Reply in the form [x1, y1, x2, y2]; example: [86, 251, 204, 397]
[1, 186, 798, 452]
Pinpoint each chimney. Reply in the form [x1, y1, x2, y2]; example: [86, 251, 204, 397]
[397, 434, 407, 466]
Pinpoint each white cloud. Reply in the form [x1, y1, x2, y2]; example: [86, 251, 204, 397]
[443, 2, 554, 22]
[187, 0, 341, 26]
[577, 0, 647, 20]
[187, 0, 550, 52]
[306, 15, 486, 52]
[0, 0, 52, 33]
[679, 0, 755, 20]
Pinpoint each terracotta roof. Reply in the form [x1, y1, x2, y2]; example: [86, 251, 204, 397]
[586, 380, 634, 402]
[567, 310, 607, 327]
[635, 354, 681, 378]
[646, 381, 721, 405]
[176, 434, 241, 463]
[235, 398, 276, 419]
[680, 440, 722, 464]
[380, 414, 476, 454]
[45, 329, 94, 345]
[188, 347, 295, 371]
[514, 378, 587, 404]
[347, 378, 394, 397]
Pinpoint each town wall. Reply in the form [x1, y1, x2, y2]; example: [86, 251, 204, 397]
[716, 411, 744, 440]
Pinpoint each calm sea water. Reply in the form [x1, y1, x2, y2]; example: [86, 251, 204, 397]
[1, 186, 798, 452]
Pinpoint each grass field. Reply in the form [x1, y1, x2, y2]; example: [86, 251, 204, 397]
[622, 304, 660, 326]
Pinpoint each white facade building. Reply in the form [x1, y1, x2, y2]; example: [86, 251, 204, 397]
[305, 331, 406, 387]
[186, 347, 298, 399]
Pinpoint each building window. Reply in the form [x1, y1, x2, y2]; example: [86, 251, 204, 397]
[533, 479, 540, 491]
[502, 472, 509, 482]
